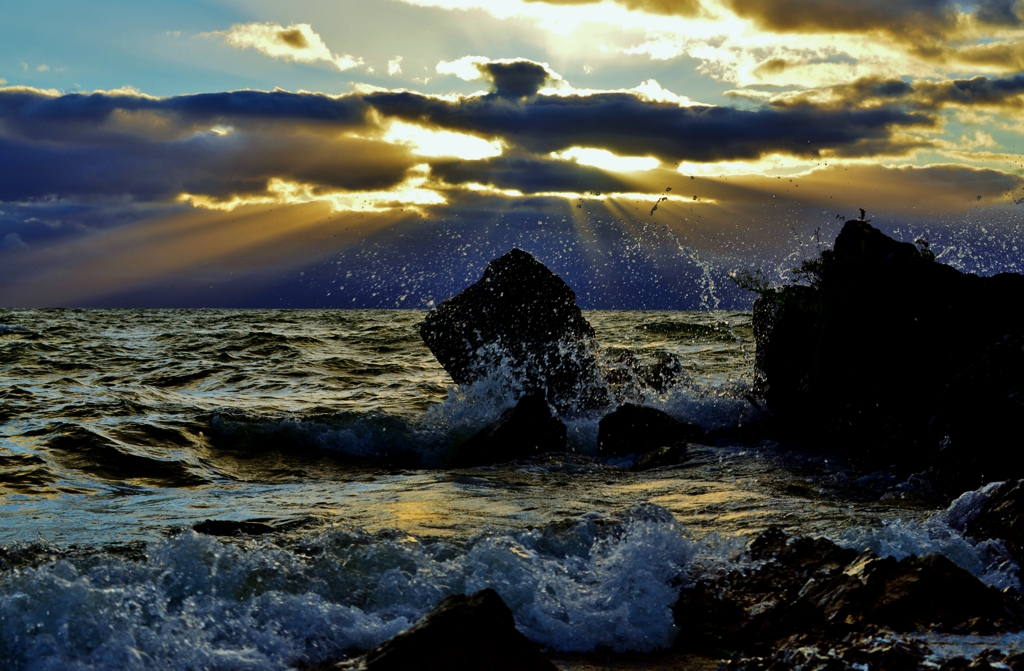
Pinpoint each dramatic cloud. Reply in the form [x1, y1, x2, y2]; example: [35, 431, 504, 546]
[0, 88, 412, 207]
[212, 23, 364, 71]
[0, 76, 941, 225]
[365, 88, 932, 162]
[0, 88, 370, 141]
[524, 0, 704, 17]
[481, 60, 552, 98]
[431, 154, 637, 193]
[724, 0, 1020, 36]
[768, 73, 1024, 112]
[437, 56, 560, 97]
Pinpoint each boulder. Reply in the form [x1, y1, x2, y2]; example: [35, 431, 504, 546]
[450, 394, 568, 467]
[759, 550, 1023, 639]
[752, 220, 1024, 487]
[420, 249, 605, 413]
[335, 588, 558, 671]
[674, 528, 1024, 656]
[597, 403, 699, 457]
[674, 528, 858, 652]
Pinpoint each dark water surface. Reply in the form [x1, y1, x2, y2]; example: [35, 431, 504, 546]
[0, 309, 1018, 669]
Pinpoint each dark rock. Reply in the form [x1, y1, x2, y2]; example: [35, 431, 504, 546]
[450, 394, 568, 467]
[1005, 651, 1024, 670]
[674, 528, 859, 653]
[631, 443, 691, 471]
[931, 335, 1024, 487]
[720, 639, 930, 671]
[675, 528, 1024, 657]
[193, 519, 276, 536]
[337, 588, 558, 671]
[420, 248, 605, 412]
[759, 550, 1024, 640]
[753, 220, 1024, 488]
[598, 403, 699, 457]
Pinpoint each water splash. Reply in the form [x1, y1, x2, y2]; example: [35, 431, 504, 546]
[657, 226, 721, 310]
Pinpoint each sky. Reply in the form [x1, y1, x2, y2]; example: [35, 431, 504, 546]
[1, 0, 1023, 308]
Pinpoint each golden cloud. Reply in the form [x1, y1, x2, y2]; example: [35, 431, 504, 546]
[211, 22, 364, 71]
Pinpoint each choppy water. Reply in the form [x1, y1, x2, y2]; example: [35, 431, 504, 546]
[0, 309, 1017, 670]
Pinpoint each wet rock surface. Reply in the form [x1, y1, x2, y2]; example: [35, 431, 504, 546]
[420, 248, 605, 412]
[675, 528, 1024, 667]
[597, 403, 700, 458]
[450, 394, 568, 467]
[753, 220, 1024, 491]
[950, 479, 1024, 571]
[332, 588, 558, 671]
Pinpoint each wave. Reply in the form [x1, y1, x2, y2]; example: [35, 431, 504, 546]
[44, 424, 209, 486]
[207, 360, 760, 468]
[0, 504, 695, 670]
[829, 481, 1022, 591]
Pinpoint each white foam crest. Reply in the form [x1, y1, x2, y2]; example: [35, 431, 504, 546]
[0, 505, 695, 669]
[941, 480, 1006, 531]
[831, 514, 1020, 591]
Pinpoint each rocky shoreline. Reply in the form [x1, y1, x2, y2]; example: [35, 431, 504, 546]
[201, 222, 1024, 669]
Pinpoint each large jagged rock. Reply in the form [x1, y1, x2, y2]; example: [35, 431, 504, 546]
[334, 588, 558, 671]
[597, 403, 700, 457]
[753, 220, 1024, 488]
[450, 394, 568, 467]
[420, 249, 605, 412]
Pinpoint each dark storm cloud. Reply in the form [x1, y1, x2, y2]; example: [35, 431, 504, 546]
[915, 73, 1024, 108]
[0, 83, 940, 216]
[481, 61, 551, 98]
[0, 133, 413, 203]
[0, 88, 411, 205]
[725, 0, 1021, 36]
[0, 88, 370, 141]
[364, 90, 932, 161]
[775, 74, 1024, 111]
[432, 154, 634, 193]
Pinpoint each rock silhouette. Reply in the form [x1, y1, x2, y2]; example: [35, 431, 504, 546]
[420, 248, 605, 413]
[753, 220, 1024, 490]
[597, 403, 699, 457]
[450, 394, 568, 467]
[332, 588, 558, 671]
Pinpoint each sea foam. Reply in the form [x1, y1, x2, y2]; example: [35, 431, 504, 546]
[0, 504, 694, 670]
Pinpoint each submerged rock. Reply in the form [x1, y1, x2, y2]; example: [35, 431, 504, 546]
[631, 443, 691, 471]
[192, 519, 276, 536]
[450, 394, 568, 467]
[597, 403, 699, 457]
[752, 220, 1024, 489]
[420, 248, 605, 412]
[335, 588, 558, 671]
